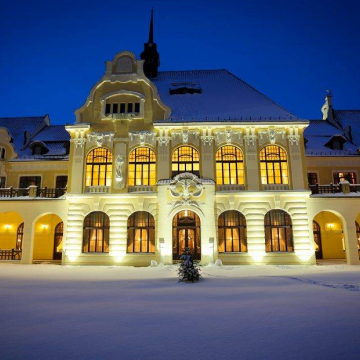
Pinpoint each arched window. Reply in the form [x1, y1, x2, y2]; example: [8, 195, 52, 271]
[54, 222, 64, 260]
[16, 223, 24, 250]
[83, 212, 110, 253]
[128, 147, 156, 186]
[127, 212, 155, 253]
[356, 221, 360, 250]
[216, 146, 244, 185]
[218, 211, 247, 252]
[85, 148, 113, 187]
[260, 145, 288, 185]
[265, 210, 293, 252]
[172, 146, 200, 177]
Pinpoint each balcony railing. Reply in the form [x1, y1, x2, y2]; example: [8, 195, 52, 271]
[217, 184, 245, 192]
[85, 186, 110, 194]
[128, 185, 156, 193]
[309, 182, 360, 195]
[263, 184, 290, 191]
[0, 187, 66, 198]
[0, 249, 22, 260]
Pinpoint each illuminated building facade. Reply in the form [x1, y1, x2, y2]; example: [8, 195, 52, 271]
[1, 13, 359, 265]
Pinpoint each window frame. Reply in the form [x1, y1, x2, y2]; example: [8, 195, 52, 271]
[128, 147, 156, 186]
[265, 209, 294, 252]
[260, 145, 289, 185]
[16, 223, 24, 251]
[332, 171, 357, 185]
[218, 210, 247, 253]
[216, 145, 244, 185]
[85, 147, 113, 187]
[0, 147, 5, 160]
[172, 145, 200, 177]
[127, 211, 155, 253]
[82, 212, 110, 253]
[307, 172, 319, 186]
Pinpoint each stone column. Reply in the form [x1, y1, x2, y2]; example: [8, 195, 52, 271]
[70, 142, 86, 193]
[344, 221, 360, 265]
[201, 129, 215, 180]
[21, 216, 35, 264]
[157, 129, 170, 181]
[288, 127, 306, 190]
[244, 128, 260, 191]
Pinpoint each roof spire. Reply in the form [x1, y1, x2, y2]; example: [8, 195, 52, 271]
[148, 8, 154, 43]
[140, 8, 160, 78]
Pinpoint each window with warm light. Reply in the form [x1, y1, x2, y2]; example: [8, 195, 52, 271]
[260, 145, 288, 185]
[333, 172, 356, 184]
[128, 147, 156, 186]
[218, 211, 247, 252]
[16, 223, 24, 251]
[172, 146, 200, 177]
[216, 145, 244, 185]
[83, 212, 110, 253]
[54, 222, 64, 259]
[127, 211, 155, 253]
[85, 148, 113, 187]
[265, 210, 293, 252]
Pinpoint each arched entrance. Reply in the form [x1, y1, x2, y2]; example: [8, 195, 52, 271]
[313, 211, 345, 260]
[0, 212, 24, 260]
[172, 210, 201, 261]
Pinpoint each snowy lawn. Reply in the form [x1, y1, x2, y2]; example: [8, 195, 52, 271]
[0, 263, 359, 360]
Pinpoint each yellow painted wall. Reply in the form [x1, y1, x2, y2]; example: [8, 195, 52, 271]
[314, 212, 345, 259]
[0, 212, 24, 249]
[33, 214, 63, 260]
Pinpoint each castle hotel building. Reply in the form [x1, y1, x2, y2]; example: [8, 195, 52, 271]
[1, 13, 360, 266]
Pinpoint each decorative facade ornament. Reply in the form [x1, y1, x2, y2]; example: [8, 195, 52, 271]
[288, 127, 300, 145]
[71, 136, 86, 148]
[258, 129, 286, 145]
[214, 130, 242, 146]
[201, 136, 214, 145]
[171, 130, 200, 146]
[129, 131, 156, 146]
[87, 132, 114, 147]
[157, 135, 170, 146]
[115, 154, 125, 186]
[169, 173, 203, 210]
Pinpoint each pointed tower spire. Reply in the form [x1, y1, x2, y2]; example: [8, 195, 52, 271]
[140, 8, 160, 78]
[148, 8, 154, 43]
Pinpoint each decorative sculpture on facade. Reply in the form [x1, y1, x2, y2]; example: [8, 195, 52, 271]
[87, 132, 114, 147]
[169, 173, 203, 210]
[258, 129, 286, 145]
[129, 131, 156, 146]
[214, 130, 242, 146]
[115, 154, 125, 187]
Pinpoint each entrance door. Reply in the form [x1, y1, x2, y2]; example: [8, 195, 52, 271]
[173, 211, 201, 261]
[313, 221, 323, 259]
[53, 222, 64, 260]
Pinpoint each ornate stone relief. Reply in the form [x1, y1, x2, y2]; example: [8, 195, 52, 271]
[288, 127, 300, 146]
[115, 154, 125, 188]
[71, 131, 87, 148]
[157, 135, 170, 146]
[169, 173, 203, 210]
[244, 127, 258, 152]
[171, 130, 200, 146]
[87, 132, 114, 148]
[214, 130, 243, 146]
[258, 129, 286, 146]
[129, 131, 156, 147]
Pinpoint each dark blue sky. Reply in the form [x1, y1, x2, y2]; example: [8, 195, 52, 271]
[1, 0, 359, 124]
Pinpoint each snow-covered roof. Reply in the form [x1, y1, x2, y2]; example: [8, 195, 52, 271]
[153, 69, 301, 122]
[0, 115, 70, 161]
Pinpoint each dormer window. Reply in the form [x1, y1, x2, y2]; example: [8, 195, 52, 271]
[0, 147, 5, 160]
[29, 142, 49, 156]
[324, 135, 346, 151]
[169, 82, 202, 95]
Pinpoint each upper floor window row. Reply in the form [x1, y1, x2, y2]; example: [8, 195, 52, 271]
[105, 102, 140, 116]
[83, 145, 289, 189]
[0, 147, 5, 160]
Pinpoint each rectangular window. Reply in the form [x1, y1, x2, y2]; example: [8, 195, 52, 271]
[307, 173, 318, 185]
[19, 176, 41, 188]
[0, 177, 6, 188]
[120, 103, 126, 113]
[333, 172, 356, 184]
[112, 103, 118, 113]
[127, 103, 133, 113]
[135, 102, 140, 113]
[56, 176, 68, 189]
[105, 103, 111, 115]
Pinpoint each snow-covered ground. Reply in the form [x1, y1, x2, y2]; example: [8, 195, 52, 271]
[0, 263, 359, 360]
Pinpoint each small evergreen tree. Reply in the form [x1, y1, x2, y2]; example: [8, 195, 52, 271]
[178, 247, 201, 282]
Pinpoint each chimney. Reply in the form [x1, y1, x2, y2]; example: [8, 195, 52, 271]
[321, 90, 334, 121]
